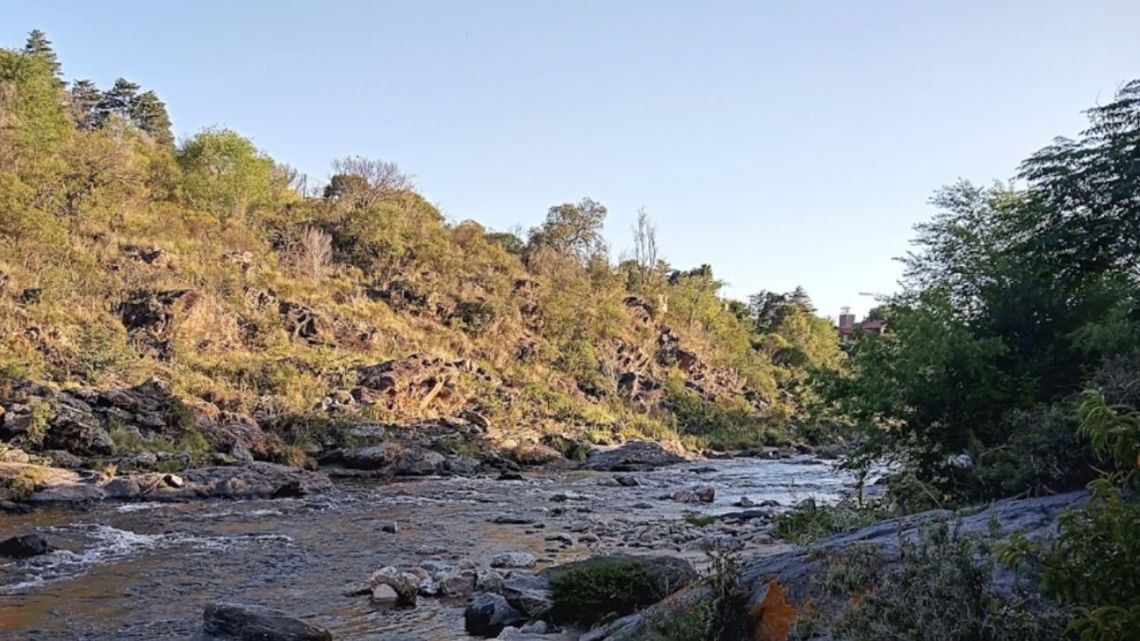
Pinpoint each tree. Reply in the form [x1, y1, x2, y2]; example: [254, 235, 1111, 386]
[528, 197, 609, 262]
[324, 157, 412, 209]
[23, 30, 61, 83]
[0, 47, 72, 170]
[750, 288, 813, 333]
[69, 79, 102, 130]
[128, 90, 173, 146]
[631, 207, 659, 285]
[176, 127, 276, 220]
[93, 78, 140, 128]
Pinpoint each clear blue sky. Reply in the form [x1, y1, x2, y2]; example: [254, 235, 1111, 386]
[5, 1, 1139, 320]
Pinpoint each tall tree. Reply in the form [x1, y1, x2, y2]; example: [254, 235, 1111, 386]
[527, 198, 609, 262]
[93, 77, 140, 128]
[129, 90, 173, 146]
[68, 79, 102, 130]
[23, 30, 62, 83]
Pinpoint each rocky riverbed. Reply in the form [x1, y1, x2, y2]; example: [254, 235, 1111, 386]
[0, 456, 860, 640]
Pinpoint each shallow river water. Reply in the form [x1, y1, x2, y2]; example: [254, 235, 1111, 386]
[0, 457, 857, 640]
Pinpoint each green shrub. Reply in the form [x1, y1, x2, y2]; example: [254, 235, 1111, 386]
[548, 557, 693, 626]
[772, 501, 888, 546]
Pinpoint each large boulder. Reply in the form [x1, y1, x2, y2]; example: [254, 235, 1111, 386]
[583, 441, 686, 471]
[0, 533, 53, 558]
[499, 571, 553, 618]
[197, 602, 331, 641]
[464, 593, 526, 637]
[393, 446, 446, 476]
[337, 443, 405, 470]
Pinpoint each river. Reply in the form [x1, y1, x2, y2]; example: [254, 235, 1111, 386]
[0, 457, 857, 640]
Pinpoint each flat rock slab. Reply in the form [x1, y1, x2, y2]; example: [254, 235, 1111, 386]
[197, 602, 332, 641]
[582, 441, 687, 471]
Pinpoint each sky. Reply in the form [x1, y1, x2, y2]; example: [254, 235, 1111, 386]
[4, 1, 1139, 320]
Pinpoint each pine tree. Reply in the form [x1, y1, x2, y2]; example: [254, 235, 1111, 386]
[129, 90, 173, 146]
[69, 79, 102, 130]
[23, 29, 62, 82]
[93, 77, 140, 128]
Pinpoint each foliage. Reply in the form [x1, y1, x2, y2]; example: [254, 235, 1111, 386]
[771, 500, 889, 546]
[831, 521, 1065, 641]
[0, 30, 841, 463]
[527, 197, 609, 263]
[548, 557, 692, 626]
[647, 550, 747, 641]
[177, 127, 277, 220]
[821, 79, 1140, 502]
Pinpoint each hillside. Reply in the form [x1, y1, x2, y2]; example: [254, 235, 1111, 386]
[0, 32, 842, 475]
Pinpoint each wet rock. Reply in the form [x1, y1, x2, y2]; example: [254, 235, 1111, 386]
[490, 552, 536, 569]
[615, 475, 640, 487]
[583, 441, 686, 471]
[199, 602, 332, 641]
[670, 486, 715, 503]
[550, 491, 586, 502]
[381, 522, 399, 534]
[336, 443, 404, 470]
[734, 496, 778, 508]
[497, 472, 525, 481]
[490, 515, 534, 525]
[370, 566, 420, 606]
[464, 593, 526, 637]
[443, 454, 480, 476]
[394, 446, 446, 476]
[500, 571, 553, 618]
[0, 533, 53, 558]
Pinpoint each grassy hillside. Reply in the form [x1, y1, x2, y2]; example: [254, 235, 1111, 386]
[0, 32, 843, 461]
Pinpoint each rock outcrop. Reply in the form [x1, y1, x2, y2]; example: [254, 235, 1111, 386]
[583, 441, 687, 471]
[582, 491, 1089, 640]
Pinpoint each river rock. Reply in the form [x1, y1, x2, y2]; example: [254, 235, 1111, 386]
[490, 552, 536, 569]
[199, 602, 331, 641]
[337, 443, 404, 470]
[0, 533, 53, 558]
[464, 593, 526, 637]
[583, 441, 686, 471]
[670, 485, 715, 503]
[500, 571, 553, 618]
[370, 566, 420, 606]
[394, 446, 446, 476]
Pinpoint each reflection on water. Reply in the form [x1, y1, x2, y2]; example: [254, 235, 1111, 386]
[0, 457, 858, 640]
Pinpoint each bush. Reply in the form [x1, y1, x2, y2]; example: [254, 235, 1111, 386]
[548, 556, 694, 626]
[973, 406, 1095, 498]
[831, 521, 1065, 641]
[772, 501, 889, 546]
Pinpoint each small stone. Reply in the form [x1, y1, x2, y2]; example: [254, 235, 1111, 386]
[381, 522, 399, 533]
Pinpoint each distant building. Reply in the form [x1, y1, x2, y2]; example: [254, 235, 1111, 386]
[838, 307, 887, 342]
